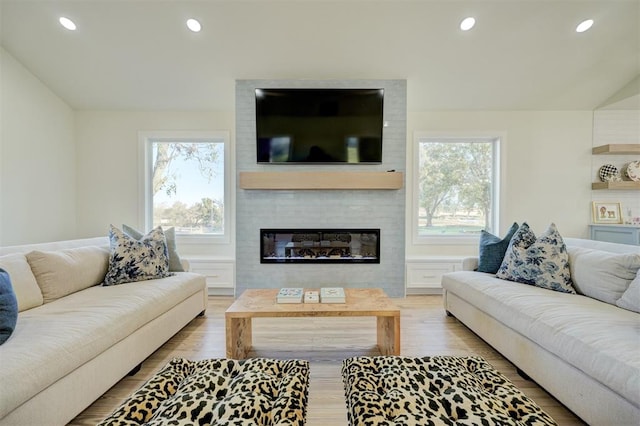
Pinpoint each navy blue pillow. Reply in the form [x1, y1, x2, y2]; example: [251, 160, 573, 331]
[0, 268, 18, 345]
[477, 222, 519, 274]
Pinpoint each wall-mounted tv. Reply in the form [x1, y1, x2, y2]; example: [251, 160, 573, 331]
[256, 88, 384, 164]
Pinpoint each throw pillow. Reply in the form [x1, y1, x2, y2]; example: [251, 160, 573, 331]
[616, 270, 640, 313]
[0, 268, 18, 345]
[496, 223, 576, 294]
[26, 246, 110, 303]
[103, 225, 172, 286]
[477, 222, 519, 273]
[567, 246, 640, 305]
[122, 225, 185, 272]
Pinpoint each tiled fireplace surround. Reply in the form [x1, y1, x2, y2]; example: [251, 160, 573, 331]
[235, 80, 407, 297]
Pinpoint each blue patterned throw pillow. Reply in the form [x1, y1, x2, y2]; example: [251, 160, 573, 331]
[0, 268, 18, 345]
[122, 225, 184, 272]
[103, 225, 172, 286]
[477, 222, 519, 273]
[496, 223, 576, 294]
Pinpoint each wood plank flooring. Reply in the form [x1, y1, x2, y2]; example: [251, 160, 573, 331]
[70, 295, 586, 425]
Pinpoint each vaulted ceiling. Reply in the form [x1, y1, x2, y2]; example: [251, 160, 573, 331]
[1, 0, 638, 111]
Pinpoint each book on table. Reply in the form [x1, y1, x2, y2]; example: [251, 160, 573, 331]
[277, 287, 303, 303]
[320, 287, 346, 303]
[304, 290, 319, 303]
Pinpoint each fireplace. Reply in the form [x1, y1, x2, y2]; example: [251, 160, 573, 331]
[261, 229, 380, 263]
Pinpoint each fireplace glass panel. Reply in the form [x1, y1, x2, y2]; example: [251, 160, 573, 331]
[261, 229, 380, 263]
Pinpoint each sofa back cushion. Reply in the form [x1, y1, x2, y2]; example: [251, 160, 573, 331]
[26, 246, 110, 303]
[0, 253, 43, 311]
[567, 246, 640, 305]
[616, 270, 640, 313]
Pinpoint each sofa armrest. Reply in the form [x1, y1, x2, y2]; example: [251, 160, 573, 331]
[461, 257, 479, 271]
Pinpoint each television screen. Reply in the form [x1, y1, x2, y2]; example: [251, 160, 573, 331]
[255, 88, 384, 164]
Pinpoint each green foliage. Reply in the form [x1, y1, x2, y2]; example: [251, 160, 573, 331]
[419, 141, 493, 231]
[154, 198, 223, 233]
[151, 142, 224, 233]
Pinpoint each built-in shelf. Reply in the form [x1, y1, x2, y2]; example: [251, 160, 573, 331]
[592, 144, 640, 155]
[591, 181, 640, 190]
[591, 144, 640, 190]
[239, 171, 403, 190]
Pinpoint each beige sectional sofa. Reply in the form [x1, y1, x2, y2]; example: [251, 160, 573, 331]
[0, 237, 207, 425]
[442, 238, 640, 426]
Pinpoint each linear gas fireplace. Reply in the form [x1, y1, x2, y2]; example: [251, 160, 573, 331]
[261, 229, 380, 264]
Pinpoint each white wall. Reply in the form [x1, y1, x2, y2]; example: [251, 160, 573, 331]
[0, 48, 76, 245]
[406, 110, 594, 257]
[74, 110, 235, 257]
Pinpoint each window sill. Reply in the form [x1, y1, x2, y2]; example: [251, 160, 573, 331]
[413, 235, 479, 245]
[176, 234, 230, 245]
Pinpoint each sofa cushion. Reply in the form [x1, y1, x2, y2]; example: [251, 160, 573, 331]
[442, 271, 640, 406]
[497, 223, 575, 294]
[567, 246, 640, 305]
[0, 254, 43, 312]
[0, 272, 205, 419]
[26, 246, 110, 303]
[617, 270, 640, 313]
[104, 225, 172, 286]
[477, 222, 518, 274]
[123, 225, 185, 272]
[0, 269, 18, 345]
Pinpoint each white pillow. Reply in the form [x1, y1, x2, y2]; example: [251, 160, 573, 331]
[568, 246, 640, 305]
[26, 246, 110, 303]
[0, 253, 43, 311]
[616, 270, 640, 313]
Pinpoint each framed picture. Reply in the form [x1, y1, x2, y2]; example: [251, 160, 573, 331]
[592, 202, 623, 224]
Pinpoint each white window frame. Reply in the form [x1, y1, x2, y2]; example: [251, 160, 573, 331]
[138, 130, 231, 245]
[412, 131, 505, 245]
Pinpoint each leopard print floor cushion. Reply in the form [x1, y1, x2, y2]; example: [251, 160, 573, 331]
[342, 356, 557, 426]
[98, 357, 309, 426]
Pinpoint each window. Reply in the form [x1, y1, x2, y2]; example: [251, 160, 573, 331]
[140, 131, 230, 243]
[413, 133, 501, 243]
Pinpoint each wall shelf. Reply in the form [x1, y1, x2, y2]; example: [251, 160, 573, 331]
[592, 144, 640, 155]
[591, 181, 640, 190]
[239, 171, 403, 190]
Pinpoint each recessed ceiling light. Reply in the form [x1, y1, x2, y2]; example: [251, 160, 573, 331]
[576, 19, 594, 33]
[187, 18, 201, 32]
[460, 17, 476, 31]
[59, 16, 76, 31]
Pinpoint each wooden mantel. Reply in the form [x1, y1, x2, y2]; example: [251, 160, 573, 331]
[239, 171, 403, 190]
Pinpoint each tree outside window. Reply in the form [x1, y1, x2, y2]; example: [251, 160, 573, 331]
[417, 138, 497, 237]
[151, 140, 225, 235]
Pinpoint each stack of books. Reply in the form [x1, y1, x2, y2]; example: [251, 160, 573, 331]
[320, 287, 346, 303]
[276, 287, 303, 304]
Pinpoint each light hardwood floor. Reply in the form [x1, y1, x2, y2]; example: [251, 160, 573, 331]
[70, 295, 585, 425]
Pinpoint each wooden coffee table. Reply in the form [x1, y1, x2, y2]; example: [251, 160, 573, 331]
[225, 288, 400, 359]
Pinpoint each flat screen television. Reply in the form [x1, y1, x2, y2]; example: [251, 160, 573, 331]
[255, 88, 384, 164]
